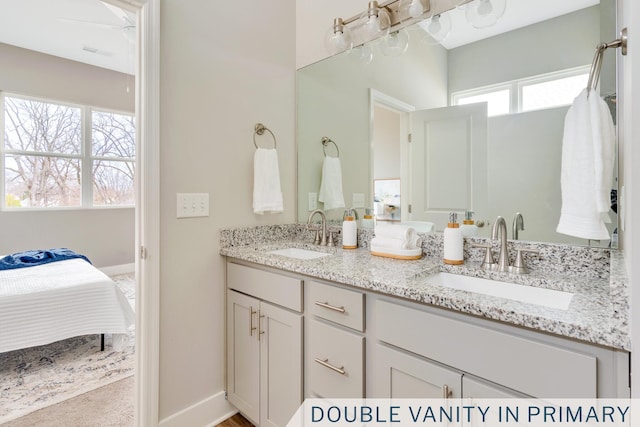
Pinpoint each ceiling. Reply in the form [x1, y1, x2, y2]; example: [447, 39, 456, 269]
[0, 0, 601, 75]
[0, 0, 136, 75]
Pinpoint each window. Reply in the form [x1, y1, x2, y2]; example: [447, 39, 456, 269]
[452, 66, 590, 116]
[1, 93, 135, 209]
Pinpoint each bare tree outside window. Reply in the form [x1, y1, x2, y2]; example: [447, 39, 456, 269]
[92, 111, 135, 206]
[2, 95, 136, 208]
[4, 97, 82, 207]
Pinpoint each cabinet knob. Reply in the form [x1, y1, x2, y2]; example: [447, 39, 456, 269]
[442, 384, 452, 399]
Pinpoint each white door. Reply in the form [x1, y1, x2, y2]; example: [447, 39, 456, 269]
[260, 301, 303, 427]
[409, 103, 488, 230]
[227, 290, 261, 425]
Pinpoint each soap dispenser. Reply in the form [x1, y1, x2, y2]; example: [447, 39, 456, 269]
[361, 208, 375, 230]
[443, 212, 464, 265]
[461, 210, 478, 237]
[342, 208, 358, 249]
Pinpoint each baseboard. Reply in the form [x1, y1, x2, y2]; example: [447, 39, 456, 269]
[100, 263, 135, 276]
[159, 390, 236, 427]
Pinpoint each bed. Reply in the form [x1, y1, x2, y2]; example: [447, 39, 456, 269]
[0, 255, 135, 354]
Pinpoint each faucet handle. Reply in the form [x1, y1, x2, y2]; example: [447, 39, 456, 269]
[509, 248, 539, 274]
[471, 243, 496, 270]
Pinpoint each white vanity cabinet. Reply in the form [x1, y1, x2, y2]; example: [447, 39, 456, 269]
[305, 280, 365, 398]
[226, 262, 303, 427]
[371, 297, 629, 399]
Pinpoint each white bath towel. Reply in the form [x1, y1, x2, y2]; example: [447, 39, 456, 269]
[373, 225, 421, 249]
[253, 148, 283, 215]
[318, 157, 345, 211]
[370, 236, 422, 250]
[556, 88, 614, 240]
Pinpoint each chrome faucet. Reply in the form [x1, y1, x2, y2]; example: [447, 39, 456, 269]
[512, 212, 524, 240]
[491, 216, 510, 272]
[307, 209, 328, 246]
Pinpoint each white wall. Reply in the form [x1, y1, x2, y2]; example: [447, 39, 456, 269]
[373, 106, 401, 180]
[0, 42, 135, 267]
[158, 0, 295, 422]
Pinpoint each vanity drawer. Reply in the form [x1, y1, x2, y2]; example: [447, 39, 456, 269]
[308, 319, 364, 398]
[308, 280, 365, 331]
[375, 299, 596, 398]
[227, 262, 302, 312]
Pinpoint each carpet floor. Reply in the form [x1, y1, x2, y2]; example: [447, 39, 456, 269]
[0, 274, 135, 425]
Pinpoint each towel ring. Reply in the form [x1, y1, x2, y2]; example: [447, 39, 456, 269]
[321, 137, 340, 158]
[253, 123, 277, 149]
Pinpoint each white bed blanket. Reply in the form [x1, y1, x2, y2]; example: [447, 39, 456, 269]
[0, 259, 135, 353]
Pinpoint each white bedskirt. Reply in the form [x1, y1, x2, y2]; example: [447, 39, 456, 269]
[0, 259, 135, 353]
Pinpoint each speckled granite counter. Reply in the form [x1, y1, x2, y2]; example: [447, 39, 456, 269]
[220, 225, 630, 351]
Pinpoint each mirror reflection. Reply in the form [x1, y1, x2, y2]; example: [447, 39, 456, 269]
[297, 0, 618, 247]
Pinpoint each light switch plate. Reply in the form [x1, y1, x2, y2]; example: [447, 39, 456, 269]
[352, 193, 365, 209]
[308, 192, 318, 211]
[177, 193, 210, 218]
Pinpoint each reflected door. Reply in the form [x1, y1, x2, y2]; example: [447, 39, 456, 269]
[409, 103, 488, 230]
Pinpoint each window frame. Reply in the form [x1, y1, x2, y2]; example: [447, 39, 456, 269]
[451, 65, 591, 116]
[1, 91, 135, 211]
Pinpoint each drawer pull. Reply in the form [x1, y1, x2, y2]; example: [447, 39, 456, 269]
[315, 301, 346, 313]
[315, 358, 346, 375]
[442, 384, 452, 399]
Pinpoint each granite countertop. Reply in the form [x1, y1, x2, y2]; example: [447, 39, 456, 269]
[220, 235, 630, 352]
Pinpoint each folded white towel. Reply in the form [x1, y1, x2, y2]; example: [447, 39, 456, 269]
[556, 88, 614, 240]
[253, 148, 283, 215]
[318, 157, 345, 211]
[374, 225, 421, 249]
[371, 236, 423, 250]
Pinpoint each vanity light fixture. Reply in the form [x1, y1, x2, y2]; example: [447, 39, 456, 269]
[380, 29, 410, 56]
[323, 0, 506, 57]
[465, 0, 506, 29]
[418, 12, 452, 43]
[325, 0, 430, 55]
[324, 17, 354, 55]
[359, 1, 392, 41]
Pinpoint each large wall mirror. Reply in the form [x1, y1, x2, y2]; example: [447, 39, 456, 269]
[297, 0, 619, 247]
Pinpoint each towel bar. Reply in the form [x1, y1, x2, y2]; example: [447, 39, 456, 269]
[587, 27, 628, 93]
[321, 136, 340, 158]
[253, 123, 277, 149]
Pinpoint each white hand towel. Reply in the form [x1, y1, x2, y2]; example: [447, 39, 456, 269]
[556, 88, 614, 240]
[374, 225, 421, 249]
[371, 236, 423, 250]
[318, 156, 345, 211]
[253, 148, 283, 215]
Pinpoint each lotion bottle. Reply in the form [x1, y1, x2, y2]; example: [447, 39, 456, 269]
[443, 212, 464, 265]
[361, 208, 375, 230]
[342, 208, 358, 249]
[460, 210, 478, 237]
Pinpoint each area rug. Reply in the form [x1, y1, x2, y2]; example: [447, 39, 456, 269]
[0, 274, 135, 425]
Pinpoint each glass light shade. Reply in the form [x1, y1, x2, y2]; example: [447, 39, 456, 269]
[398, 0, 425, 21]
[380, 30, 410, 57]
[324, 18, 353, 55]
[348, 44, 374, 66]
[418, 13, 452, 44]
[465, 0, 507, 29]
[357, 2, 391, 43]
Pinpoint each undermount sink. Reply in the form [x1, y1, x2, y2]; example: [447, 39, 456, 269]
[268, 247, 331, 260]
[426, 272, 573, 310]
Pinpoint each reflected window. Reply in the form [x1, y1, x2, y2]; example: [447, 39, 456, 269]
[452, 65, 590, 116]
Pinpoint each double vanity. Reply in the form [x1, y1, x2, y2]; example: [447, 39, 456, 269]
[221, 224, 630, 427]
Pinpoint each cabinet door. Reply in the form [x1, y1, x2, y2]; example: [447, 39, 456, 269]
[260, 301, 303, 427]
[372, 343, 461, 399]
[463, 375, 526, 399]
[227, 290, 260, 425]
